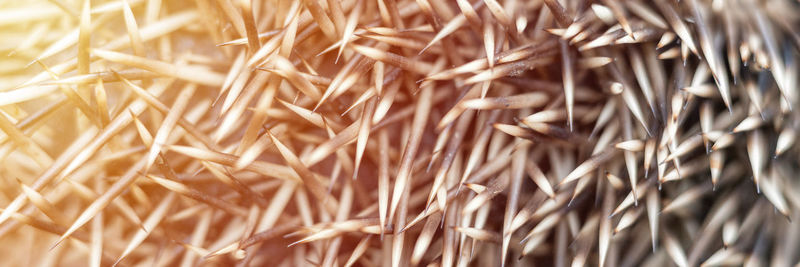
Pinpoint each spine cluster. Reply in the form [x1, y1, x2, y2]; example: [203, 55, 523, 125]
[0, 0, 799, 266]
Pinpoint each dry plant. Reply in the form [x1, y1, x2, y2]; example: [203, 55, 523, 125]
[0, 0, 799, 266]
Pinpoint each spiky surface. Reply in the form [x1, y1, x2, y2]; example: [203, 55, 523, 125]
[1, 0, 799, 266]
